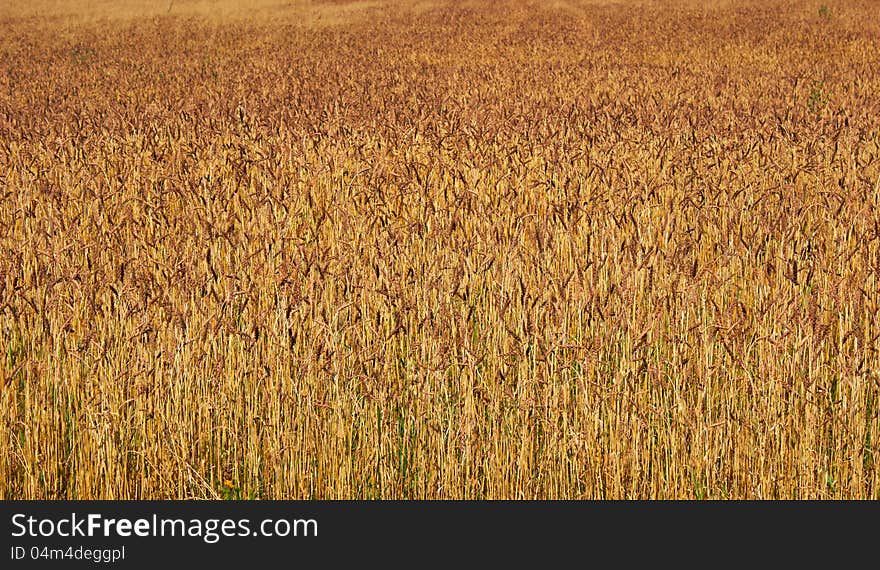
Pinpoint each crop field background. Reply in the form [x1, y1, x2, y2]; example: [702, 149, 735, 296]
[1, 0, 879, 499]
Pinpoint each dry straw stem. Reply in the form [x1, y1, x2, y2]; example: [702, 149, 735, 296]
[1, 0, 879, 499]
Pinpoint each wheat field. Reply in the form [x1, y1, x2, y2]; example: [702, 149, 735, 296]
[1, 0, 879, 499]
